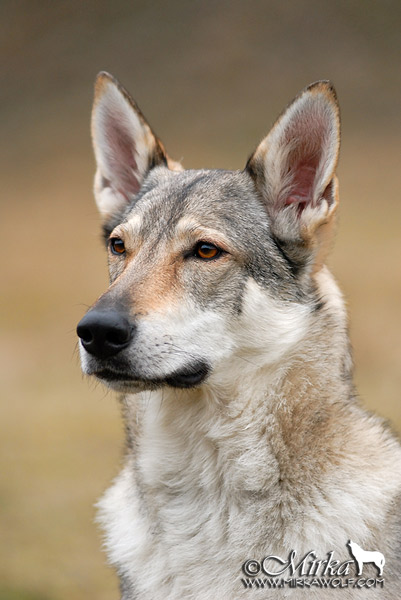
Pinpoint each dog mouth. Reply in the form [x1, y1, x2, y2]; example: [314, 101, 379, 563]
[164, 362, 210, 388]
[93, 361, 210, 390]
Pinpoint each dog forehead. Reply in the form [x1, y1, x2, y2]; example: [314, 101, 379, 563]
[125, 167, 267, 235]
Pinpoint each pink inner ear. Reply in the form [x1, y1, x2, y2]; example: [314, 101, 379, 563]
[284, 163, 317, 209]
[281, 107, 329, 214]
[104, 112, 141, 199]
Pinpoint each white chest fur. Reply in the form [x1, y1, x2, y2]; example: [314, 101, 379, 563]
[98, 386, 401, 599]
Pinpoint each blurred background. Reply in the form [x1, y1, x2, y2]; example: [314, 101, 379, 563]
[1, 1, 400, 598]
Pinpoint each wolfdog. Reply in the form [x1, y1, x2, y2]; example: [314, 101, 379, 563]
[77, 72, 401, 598]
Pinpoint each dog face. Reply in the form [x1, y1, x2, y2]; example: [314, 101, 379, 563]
[77, 73, 340, 392]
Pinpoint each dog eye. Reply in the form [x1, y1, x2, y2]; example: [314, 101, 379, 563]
[194, 242, 221, 260]
[110, 237, 126, 255]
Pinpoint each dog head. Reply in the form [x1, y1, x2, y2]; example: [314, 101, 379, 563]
[77, 72, 340, 392]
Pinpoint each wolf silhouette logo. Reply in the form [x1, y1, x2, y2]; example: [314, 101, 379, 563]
[347, 540, 385, 576]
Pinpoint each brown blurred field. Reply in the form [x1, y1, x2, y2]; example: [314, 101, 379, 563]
[1, 2, 400, 599]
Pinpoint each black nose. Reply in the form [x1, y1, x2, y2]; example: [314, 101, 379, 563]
[77, 310, 133, 359]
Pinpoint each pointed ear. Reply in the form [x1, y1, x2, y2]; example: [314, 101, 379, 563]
[246, 81, 340, 269]
[91, 72, 182, 224]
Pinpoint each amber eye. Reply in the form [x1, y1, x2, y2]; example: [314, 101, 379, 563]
[194, 242, 221, 260]
[110, 237, 126, 255]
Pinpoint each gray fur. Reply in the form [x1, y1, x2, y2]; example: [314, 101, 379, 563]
[77, 74, 401, 598]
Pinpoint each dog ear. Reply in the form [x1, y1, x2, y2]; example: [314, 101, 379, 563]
[246, 81, 340, 271]
[91, 72, 182, 224]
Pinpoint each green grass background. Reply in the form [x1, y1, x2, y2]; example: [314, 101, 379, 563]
[1, 1, 400, 598]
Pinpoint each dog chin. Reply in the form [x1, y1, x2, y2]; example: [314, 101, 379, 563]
[91, 361, 211, 392]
